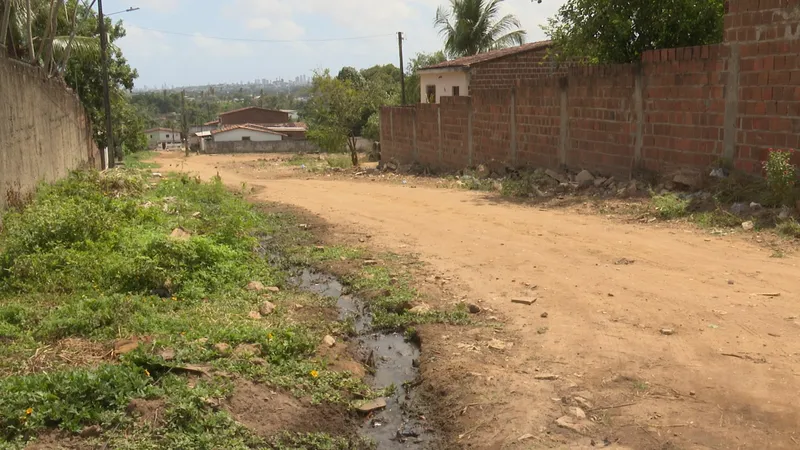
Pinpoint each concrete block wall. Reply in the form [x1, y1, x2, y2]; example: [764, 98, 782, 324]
[380, 0, 800, 178]
[0, 55, 99, 210]
[203, 139, 321, 154]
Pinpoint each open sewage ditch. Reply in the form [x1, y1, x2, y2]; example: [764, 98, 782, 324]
[291, 268, 432, 448]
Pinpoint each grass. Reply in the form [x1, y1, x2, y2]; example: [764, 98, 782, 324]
[651, 193, 690, 219]
[777, 219, 800, 239]
[124, 151, 160, 169]
[0, 170, 377, 448]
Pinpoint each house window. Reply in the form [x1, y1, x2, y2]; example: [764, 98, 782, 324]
[453, 86, 460, 96]
[426, 85, 436, 103]
[242, 136, 251, 141]
[166, 134, 170, 138]
[149, 135, 153, 138]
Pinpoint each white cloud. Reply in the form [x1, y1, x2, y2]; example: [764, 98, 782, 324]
[192, 33, 253, 58]
[119, 26, 172, 59]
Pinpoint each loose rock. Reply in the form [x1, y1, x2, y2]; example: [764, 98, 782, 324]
[467, 303, 481, 314]
[248, 311, 262, 320]
[246, 281, 266, 292]
[259, 301, 277, 316]
[158, 348, 176, 361]
[660, 328, 675, 336]
[742, 221, 755, 231]
[213, 343, 231, 354]
[323, 335, 336, 347]
[573, 396, 593, 410]
[575, 170, 595, 189]
[518, 434, 535, 442]
[233, 344, 261, 357]
[534, 374, 559, 380]
[409, 303, 432, 314]
[555, 415, 591, 434]
[541, 312, 549, 318]
[488, 339, 512, 351]
[170, 227, 191, 241]
[363, 259, 379, 266]
[357, 398, 387, 413]
[545, 169, 568, 184]
[572, 407, 587, 420]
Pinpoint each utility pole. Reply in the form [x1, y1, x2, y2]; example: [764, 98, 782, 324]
[398, 31, 406, 105]
[182, 90, 189, 157]
[97, 0, 114, 168]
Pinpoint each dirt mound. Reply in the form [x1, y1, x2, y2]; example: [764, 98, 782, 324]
[126, 398, 167, 429]
[225, 380, 351, 437]
[24, 431, 87, 450]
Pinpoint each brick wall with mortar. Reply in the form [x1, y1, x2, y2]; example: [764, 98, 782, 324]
[1, 55, 100, 210]
[469, 46, 567, 93]
[381, 0, 800, 178]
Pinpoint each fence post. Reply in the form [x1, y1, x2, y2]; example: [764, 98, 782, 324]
[510, 87, 517, 166]
[723, 43, 740, 162]
[467, 100, 474, 166]
[558, 77, 569, 167]
[437, 106, 443, 165]
[633, 68, 644, 169]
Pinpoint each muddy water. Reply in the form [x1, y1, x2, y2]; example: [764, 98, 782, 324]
[293, 269, 429, 448]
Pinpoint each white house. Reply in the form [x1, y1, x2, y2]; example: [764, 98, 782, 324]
[210, 124, 286, 142]
[144, 128, 182, 148]
[417, 41, 553, 104]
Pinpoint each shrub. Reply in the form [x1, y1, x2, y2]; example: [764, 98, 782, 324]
[763, 149, 797, 206]
[652, 193, 690, 219]
[777, 219, 800, 239]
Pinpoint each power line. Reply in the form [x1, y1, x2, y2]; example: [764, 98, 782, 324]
[128, 26, 396, 43]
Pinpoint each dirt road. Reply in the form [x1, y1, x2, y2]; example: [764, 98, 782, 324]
[155, 152, 800, 449]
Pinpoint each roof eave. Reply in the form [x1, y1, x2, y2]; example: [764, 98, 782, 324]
[418, 66, 470, 73]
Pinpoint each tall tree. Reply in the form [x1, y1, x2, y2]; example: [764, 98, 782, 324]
[434, 0, 526, 59]
[544, 0, 725, 64]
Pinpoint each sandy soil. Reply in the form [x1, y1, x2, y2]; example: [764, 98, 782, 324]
[153, 152, 800, 450]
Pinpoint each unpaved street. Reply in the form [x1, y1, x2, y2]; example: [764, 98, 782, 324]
[156, 152, 800, 449]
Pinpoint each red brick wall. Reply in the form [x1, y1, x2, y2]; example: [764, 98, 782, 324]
[727, 0, 800, 171]
[641, 45, 728, 172]
[565, 65, 638, 174]
[440, 96, 471, 167]
[470, 47, 566, 93]
[516, 78, 561, 168]
[380, 0, 800, 177]
[472, 89, 513, 164]
[219, 108, 289, 126]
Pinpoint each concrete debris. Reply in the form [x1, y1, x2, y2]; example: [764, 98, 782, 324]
[545, 169, 568, 184]
[323, 335, 336, 347]
[573, 396, 593, 410]
[742, 221, 755, 231]
[730, 203, 749, 215]
[750, 202, 763, 210]
[555, 415, 592, 434]
[572, 407, 587, 419]
[673, 171, 702, 190]
[511, 297, 537, 305]
[594, 177, 607, 187]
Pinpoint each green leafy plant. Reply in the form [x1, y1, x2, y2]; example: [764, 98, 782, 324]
[763, 149, 798, 206]
[651, 193, 690, 219]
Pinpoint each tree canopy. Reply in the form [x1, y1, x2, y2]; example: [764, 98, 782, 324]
[544, 0, 725, 64]
[434, 0, 526, 59]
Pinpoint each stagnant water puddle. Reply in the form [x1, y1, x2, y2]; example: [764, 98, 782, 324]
[292, 269, 430, 448]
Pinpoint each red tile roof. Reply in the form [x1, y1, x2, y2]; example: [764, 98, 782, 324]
[218, 106, 289, 116]
[420, 40, 553, 71]
[144, 127, 180, 133]
[210, 124, 287, 137]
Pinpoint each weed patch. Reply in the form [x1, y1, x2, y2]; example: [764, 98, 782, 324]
[0, 170, 373, 448]
[777, 219, 800, 239]
[651, 193, 690, 219]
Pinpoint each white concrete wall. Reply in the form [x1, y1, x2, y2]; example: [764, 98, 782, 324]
[213, 128, 282, 142]
[419, 70, 469, 104]
[146, 130, 180, 147]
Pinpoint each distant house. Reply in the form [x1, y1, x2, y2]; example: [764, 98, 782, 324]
[418, 41, 558, 103]
[144, 128, 182, 148]
[218, 106, 290, 127]
[210, 124, 287, 142]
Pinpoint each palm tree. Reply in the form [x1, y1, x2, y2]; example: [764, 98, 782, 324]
[434, 0, 527, 59]
[1, 0, 101, 75]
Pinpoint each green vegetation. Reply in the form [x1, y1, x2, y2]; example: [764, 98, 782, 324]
[285, 154, 354, 172]
[651, 193, 690, 219]
[0, 170, 377, 448]
[777, 219, 800, 239]
[763, 149, 798, 206]
[124, 151, 160, 169]
[434, 0, 526, 59]
[545, 0, 725, 64]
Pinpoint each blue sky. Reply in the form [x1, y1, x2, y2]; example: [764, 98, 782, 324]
[115, 0, 566, 88]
